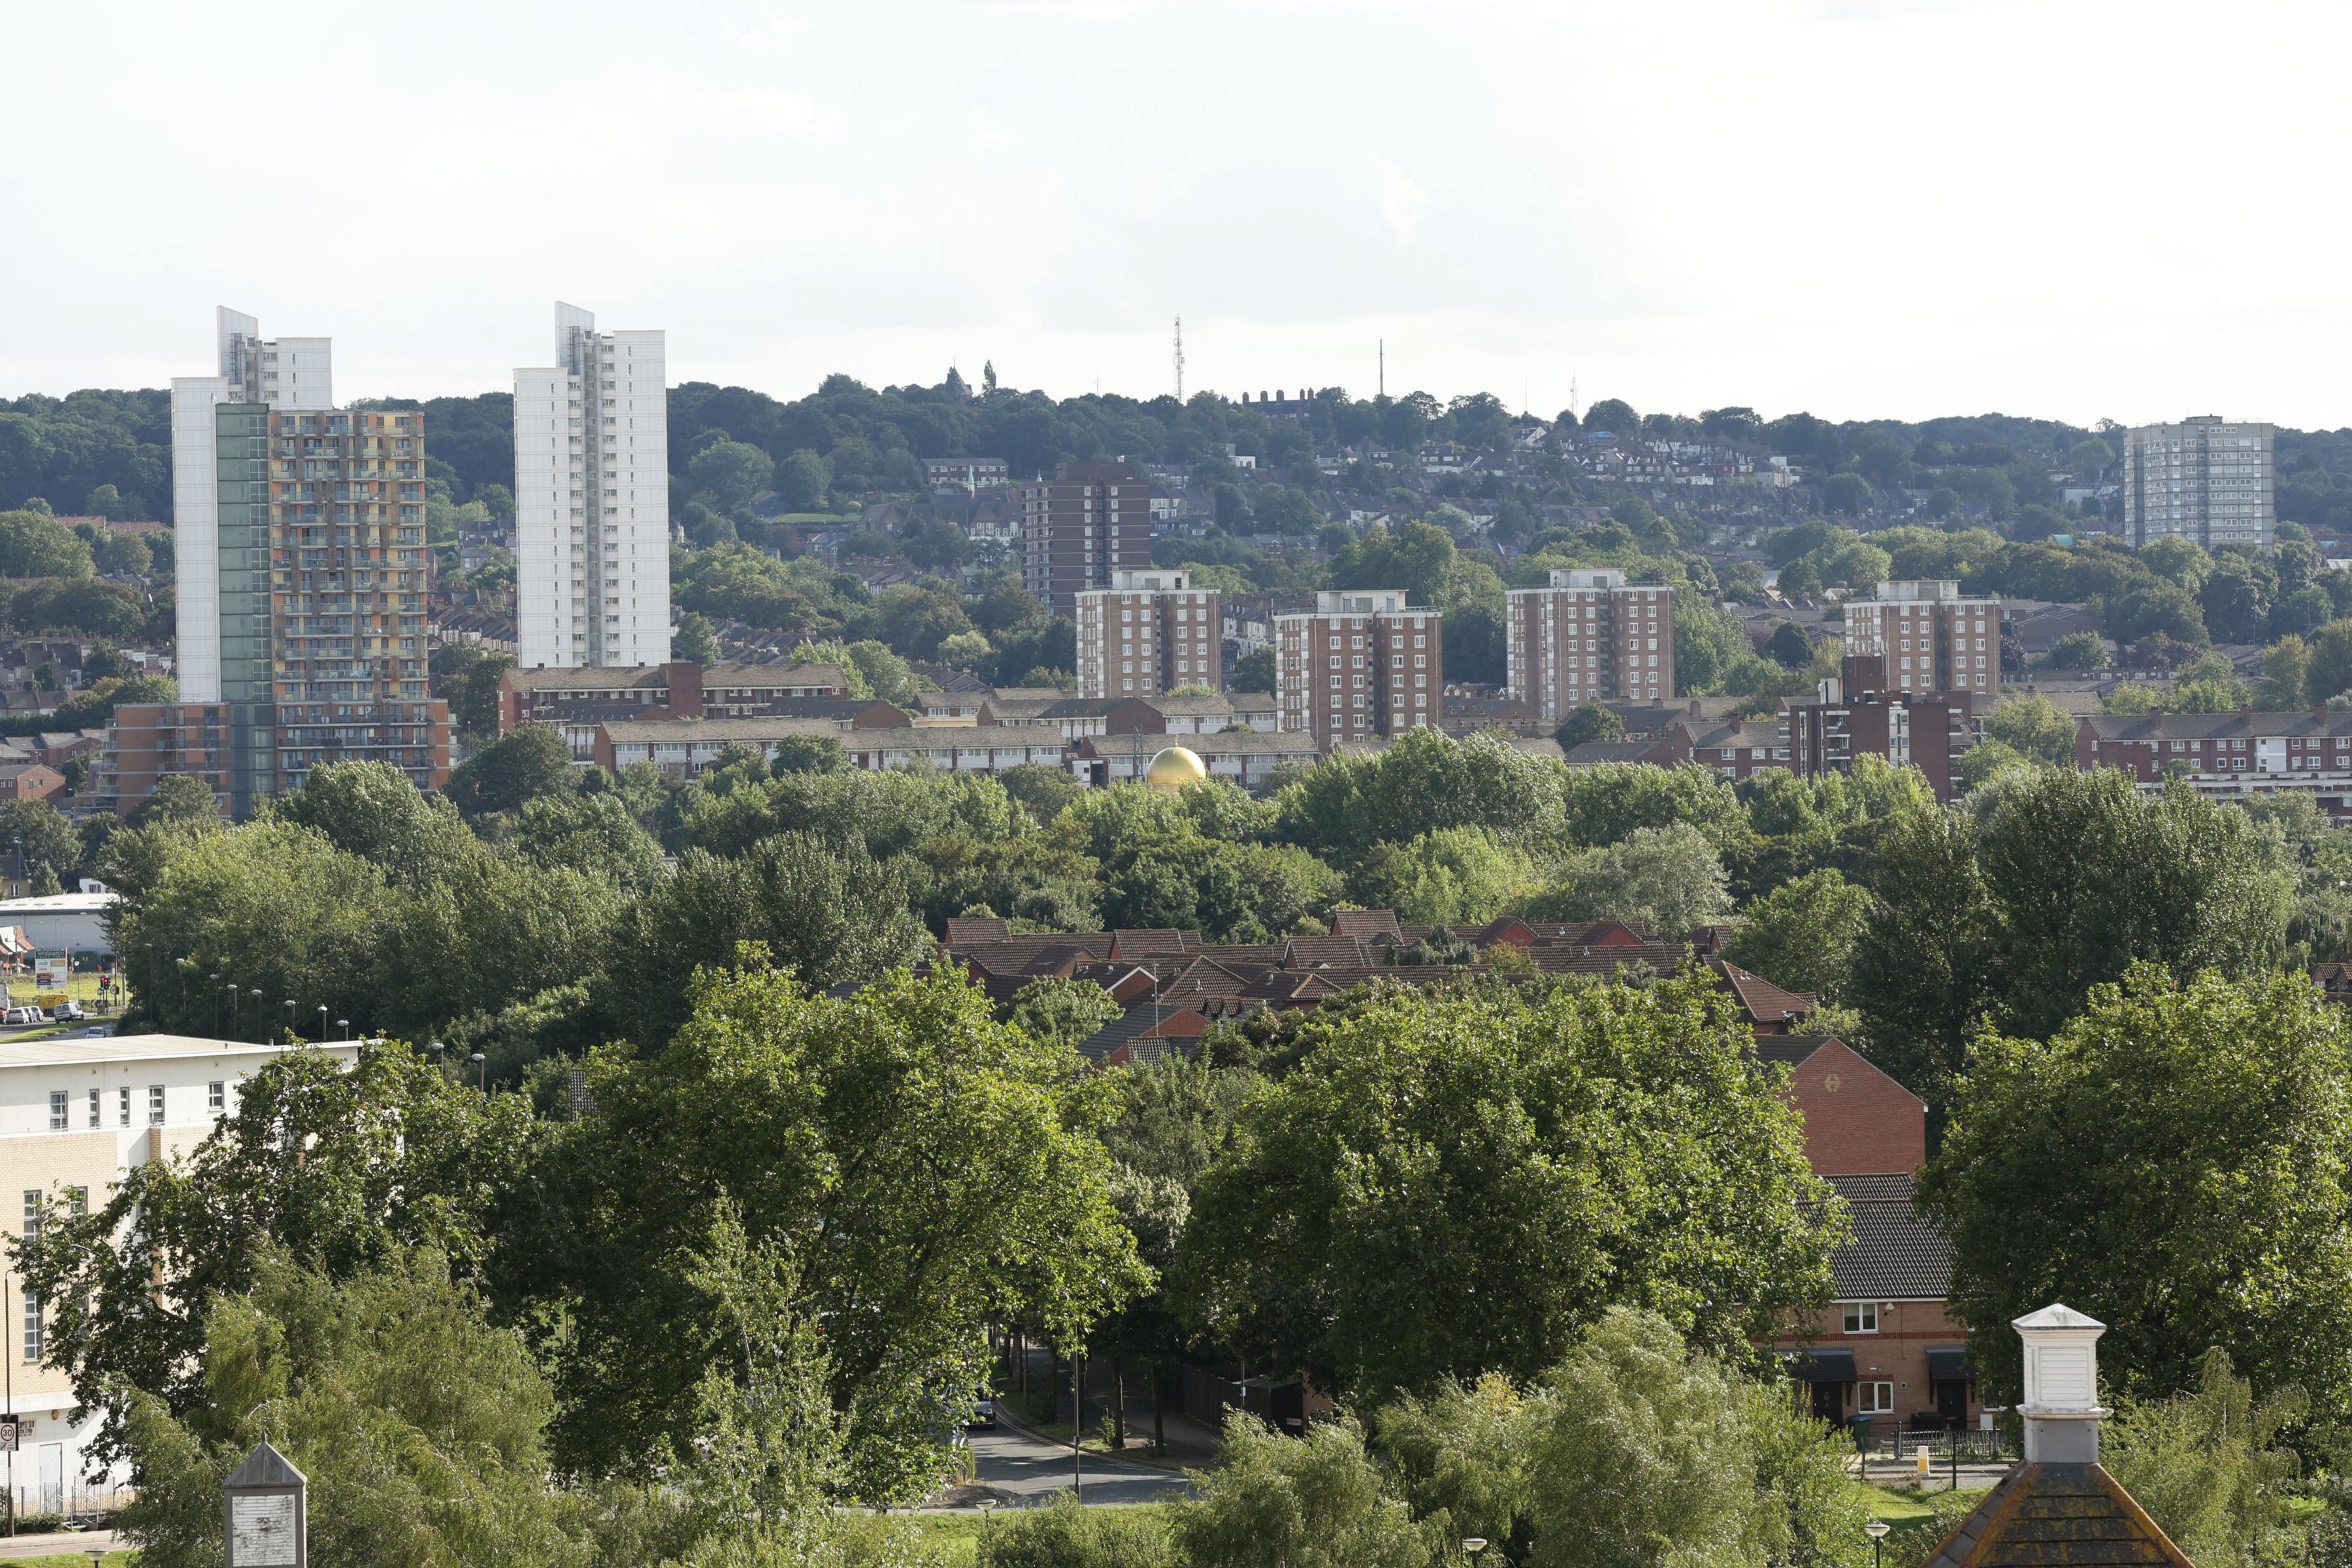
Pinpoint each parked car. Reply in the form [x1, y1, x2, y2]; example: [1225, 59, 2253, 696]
[966, 1397, 996, 1431]
[50, 1002, 83, 1022]
[1, 1007, 37, 1026]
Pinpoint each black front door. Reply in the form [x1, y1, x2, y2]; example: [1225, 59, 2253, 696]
[1810, 1380, 1845, 1424]
[1935, 1379, 1968, 1425]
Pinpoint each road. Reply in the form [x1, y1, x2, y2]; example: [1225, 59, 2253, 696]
[959, 1418, 1194, 1509]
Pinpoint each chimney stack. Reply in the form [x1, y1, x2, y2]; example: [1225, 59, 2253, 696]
[2013, 1303, 2109, 1463]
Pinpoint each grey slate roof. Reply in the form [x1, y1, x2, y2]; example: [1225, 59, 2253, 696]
[1830, 1173, 1952, 1300]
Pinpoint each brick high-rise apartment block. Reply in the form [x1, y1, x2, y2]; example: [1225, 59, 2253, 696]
[1505, 568, 1674, 719]
[1020, 461, 1153, 617]
[1275, 590, 1442, 748]
[514, 302, 670, 668]
[2123, 416, 2274, 549]
[1840, 580, 2001, 697]
[148, 308, 450, 818]
[1074, 570, 1222, 699]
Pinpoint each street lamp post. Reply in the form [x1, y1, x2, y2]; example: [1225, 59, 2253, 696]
[336, 1019, 349, 1043]
[470, 1051, 487, 1092]
[283, 999, 297, 1039]
[429, 1041, 445, 1078]
[1866, 1518, 1891, 1568]
[316, 1004, 328, 1043]
[210, 973, 221, 1037]
[247, 989, 261, 1041]
[1463, 1539, 1488, 1565]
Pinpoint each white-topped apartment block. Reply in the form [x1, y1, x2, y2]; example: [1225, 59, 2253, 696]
[514, 303, 670, 669]
[173, 308, 335, 703]
[1505, 568, 1675, 719]
[1074, 569, 1222, 699]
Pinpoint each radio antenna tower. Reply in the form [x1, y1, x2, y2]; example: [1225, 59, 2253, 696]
[1173, 316, 1184, 402]
[1569, 369, 1580, 419]
[1379, 338, 1385, 398]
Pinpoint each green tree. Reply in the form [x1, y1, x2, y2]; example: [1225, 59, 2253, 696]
[0, 509, 95, 577]
[1347, 827, 1538, 926]
[2261, 634, 2313, 710]
[1918, 966, 2352, 1413]
[1555, 762, 1746, 851]
[1006, 975, 1122, 1049]
[2308, 619, 2352, 702]
[674, 611, 721, 664]
[2044, 629, 2110, 671]
[444, 724, 577, 817]
[1176, 976, 1839, 1401]
[14, 1044, 535, 1470]
[772, 449, 830, 511]
[1850, 808, 1996, 1098]
[1982, 692, 2077, 768]
[2103, 1346, 2306, 1568]
[1276, 728, 1559, 868]
[768, 733, 847, 776]
[109, 1249, 595, 1568]
[533, 965, 1145, 1492]
[131, 773, 221, 826]
[1980, 769, 2291, 1039]
[1228, 647, 1276, 693]
[1169, 1415, 1423, 1568]
[602, 832, 930, 1046]
[1552, 702, 1625, 751]
[1762, 620, 1814, 668]
[1517, 823, 1731, 939]
[996, 761, 1083, 826]
[687, 439, 776, 511]
[0, 797, 79, 881]
[1723, 868, 1870, 1005]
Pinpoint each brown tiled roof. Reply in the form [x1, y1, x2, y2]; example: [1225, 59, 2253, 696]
[1109, 929, 1200, 960]
[1708, 958, 1817, 1025]
[1282, 936, 1374, 970]
[1918, 1463, 2193, 1568]
[1330, 909, 1405, 943]
[944, 917, 1011, 945]
[1522, 943, 1686, 976]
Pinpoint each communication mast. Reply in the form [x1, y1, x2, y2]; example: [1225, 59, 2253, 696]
[1173, 316, 1184, 402]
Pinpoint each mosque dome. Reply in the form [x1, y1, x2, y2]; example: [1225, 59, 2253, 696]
[1144, 745, 1208, 792]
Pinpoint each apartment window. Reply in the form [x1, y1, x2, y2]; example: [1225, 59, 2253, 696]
[20, 1192, 37, 1240]
[209, 1081, 225, 1113]
[117, 1088, 130, 1127]
[148, 1085, 165, 1126]
[67, 1188, 85, 1220]
[46, 1092, 64, 1132]
[86, 1089, 98, 1129]
[1858, 1382, 1895, 1416]
[1843, 1301, 1880, 1333]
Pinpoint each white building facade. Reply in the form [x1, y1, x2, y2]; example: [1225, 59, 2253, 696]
[2123, 416, 2276, 549]
[0, 1034, 360, 1509]
[172, 308, 333, 704]
[514, 303, 670, 669]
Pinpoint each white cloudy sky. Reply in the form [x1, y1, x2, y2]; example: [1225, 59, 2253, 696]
[7, 0, 2349, 428]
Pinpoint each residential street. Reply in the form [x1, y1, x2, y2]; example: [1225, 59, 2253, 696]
[950, 1414, 1196, 1510]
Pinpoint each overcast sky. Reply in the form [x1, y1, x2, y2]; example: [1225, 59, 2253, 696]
[8, 0, 2347, 429]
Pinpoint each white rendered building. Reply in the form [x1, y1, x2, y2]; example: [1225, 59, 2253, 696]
[2123, 416, 2275, 549]
[171, 308, 333, 703]
[514, 304, 670, 668]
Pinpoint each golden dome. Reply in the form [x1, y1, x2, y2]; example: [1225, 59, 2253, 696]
[1144, 745, 1209, 792]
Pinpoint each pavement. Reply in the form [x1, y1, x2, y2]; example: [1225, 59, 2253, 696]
[927, 1387, 1200, 1511]
[0, 1527, 116, 1558]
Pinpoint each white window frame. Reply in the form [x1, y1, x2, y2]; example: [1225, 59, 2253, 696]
[1859, 1380, 1895, 1415]
[1843, 1301, 1880, 1334]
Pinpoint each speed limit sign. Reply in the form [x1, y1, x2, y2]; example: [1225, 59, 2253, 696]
[0, 1420, 20, 1452]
